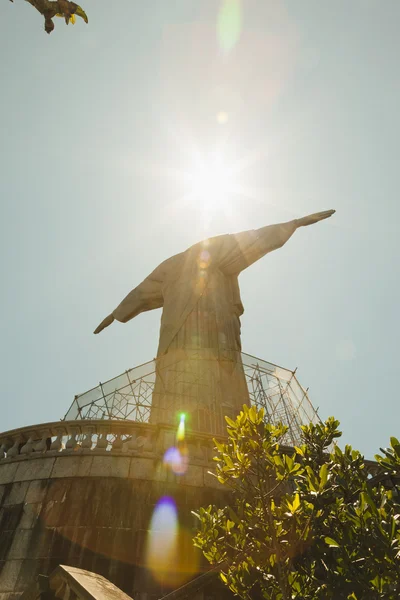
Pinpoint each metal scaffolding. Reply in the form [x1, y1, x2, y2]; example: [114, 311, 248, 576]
[64, 352, 320, 446]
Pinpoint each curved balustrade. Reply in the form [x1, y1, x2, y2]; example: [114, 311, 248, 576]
[0, 419, 382, 481]
[0, 419, 214, 463]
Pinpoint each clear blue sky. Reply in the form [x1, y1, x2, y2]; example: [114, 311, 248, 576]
[1, 0, 399, 458]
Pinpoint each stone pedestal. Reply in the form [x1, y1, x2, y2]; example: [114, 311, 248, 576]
[0, 421, 233, 600]
[150, 348, 250, 435]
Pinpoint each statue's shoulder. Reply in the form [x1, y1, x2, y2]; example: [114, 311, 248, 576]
[191, 233, 232, 251]
[150, 250, 185, 280]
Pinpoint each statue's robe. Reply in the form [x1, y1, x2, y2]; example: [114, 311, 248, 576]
[112, 221, 297, 433]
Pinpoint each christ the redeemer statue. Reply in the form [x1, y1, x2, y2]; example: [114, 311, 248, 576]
[94, 210, 334, 433]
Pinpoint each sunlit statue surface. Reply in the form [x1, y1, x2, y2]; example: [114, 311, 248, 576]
[95, 210, 335, 433]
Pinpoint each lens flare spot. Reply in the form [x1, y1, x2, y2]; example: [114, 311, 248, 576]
[163, 414, 189, 475]
[146, 496, 178, 583]
[198, 250, 211, 269]
[217, 0, 242, 53]
[146, 499, 200, 587]
[177, 412, 186, 441]
[163, 445, 188, 475]
[217, 110, 229, 124]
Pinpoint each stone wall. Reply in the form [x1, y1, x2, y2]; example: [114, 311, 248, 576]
[0, 421, 233, 600]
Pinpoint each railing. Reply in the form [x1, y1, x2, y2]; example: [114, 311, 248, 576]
[0, 420, 213, 463]
[0, 419, 382, 480]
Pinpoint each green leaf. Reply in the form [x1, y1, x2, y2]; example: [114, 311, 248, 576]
[223, 454, 234, 468]
[360, 491, 378, 516]
[305, 466, 319, 492]
[236, 448, 244, 462]
[324, 536, 340, 547]
[391, 516, 398, 540]
[74, 4, 88, 23]
[214, 439, 225, 452]
[285, 454, 294, 471]
[370, 575, 383, 592]
[319, 463, 328, 488]
[226, 519, 235, 532]
[390, 437, 400, 458]
[292, 493, 301, 513]
[228, 507, 240, 524]
[220, 572, 228, 584]
[248, 405, 257, 423]
[390, 436, 400, 449]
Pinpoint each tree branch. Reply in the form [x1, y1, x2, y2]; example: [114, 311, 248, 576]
[11, 0, 88, 34]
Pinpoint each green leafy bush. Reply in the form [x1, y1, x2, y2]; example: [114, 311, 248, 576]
[194, 407, 400, 599]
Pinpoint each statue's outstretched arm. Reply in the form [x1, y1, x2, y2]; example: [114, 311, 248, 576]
[221, 209, 335, 275]
[93, 251, 186, 335]
[295, 209, 335, 228]
[94, 273, 164, 334]
[254, 208, 336, 259]
[94, 313, 114, 334]
[256, 209, 335, 244]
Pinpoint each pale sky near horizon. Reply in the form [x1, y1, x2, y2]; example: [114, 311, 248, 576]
[1, 0, 399, 458]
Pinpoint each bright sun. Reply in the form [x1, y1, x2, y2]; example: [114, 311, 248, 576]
[155, 140, 258, 229]
[184, 152, 239, 214]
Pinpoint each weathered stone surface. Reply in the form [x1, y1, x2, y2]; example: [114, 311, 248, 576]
[152, 461, 168, 483]
[2, 483, 29, 507]
[14, 559, 47, 592]
[0, 592, 22, 600]
[0, 561, 22, 592]
[24, 527, 55, 560]
[178, 465, 204, 488]
[0, 464, 19, 487]
[25, 481, 48, 505]
[7, 531, 33, 560]
[128, 458, 154, 481]
[0, 533, 16, 562]
[52, 456, 93, 479]
[40, 482, 73, 528]
[14, 459, 55, 483]
[0, 449, 235, 599]
[0, 504, 24, 535]
[18, 503, 42, 530]
[89, 456, 130, 479]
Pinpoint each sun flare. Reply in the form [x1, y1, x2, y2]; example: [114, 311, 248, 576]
[184, 151, 239, 215]
[149, 134, 265, 231]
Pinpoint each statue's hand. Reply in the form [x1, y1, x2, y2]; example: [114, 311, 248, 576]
[94, 314, 114, 334]
[296, 209, 335, 228]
